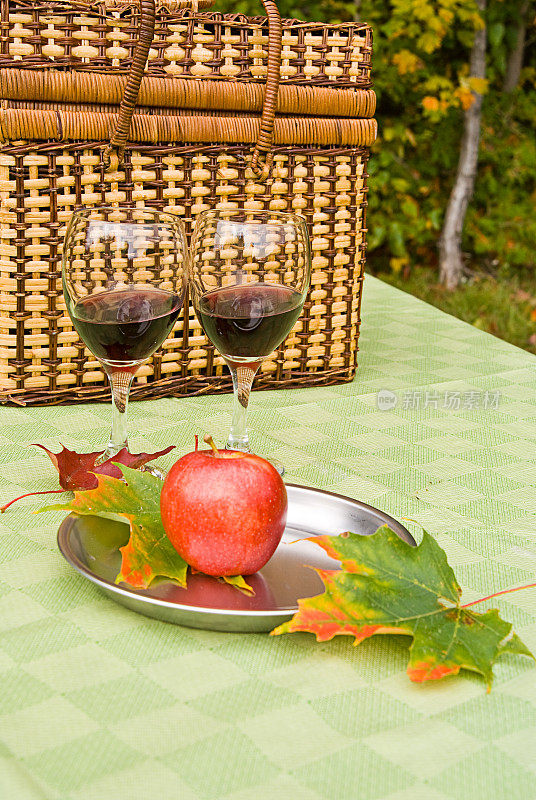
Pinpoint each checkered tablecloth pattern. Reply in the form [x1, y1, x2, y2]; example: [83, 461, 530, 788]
[1, 275, 535, 800]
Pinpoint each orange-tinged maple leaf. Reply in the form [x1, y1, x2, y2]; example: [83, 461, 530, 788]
[407, 661, 459, 682]
[272, 527, 535, 690]
[50, 465, 189, 589]
[47, 465, 253, 595]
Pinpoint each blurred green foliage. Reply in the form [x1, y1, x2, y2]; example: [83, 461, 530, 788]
[221, 0, 536, 279]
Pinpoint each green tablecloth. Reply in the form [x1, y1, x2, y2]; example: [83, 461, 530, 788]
[1, 275, 535, 800]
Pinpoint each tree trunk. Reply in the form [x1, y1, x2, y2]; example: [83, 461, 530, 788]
[439, 0, 487, 290]
[503, 0, 529, 93]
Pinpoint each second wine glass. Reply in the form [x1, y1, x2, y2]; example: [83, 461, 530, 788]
[190, 210, 311, 473]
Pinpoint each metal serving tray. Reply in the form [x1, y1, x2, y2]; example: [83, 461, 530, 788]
[57, 484, 415, 633]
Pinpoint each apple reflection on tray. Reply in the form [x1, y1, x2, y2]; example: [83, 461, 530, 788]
[152, 530, 338, 611]
[73, 512, 339, 612]
[154, 572, 275, 611]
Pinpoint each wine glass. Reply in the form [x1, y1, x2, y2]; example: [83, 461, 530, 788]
[62, 206, 187, 463]
[189, 209, 311, 474]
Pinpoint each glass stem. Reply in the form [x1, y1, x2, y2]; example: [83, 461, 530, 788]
[225, 360, 261, 452]
[100, 368, 135, 461]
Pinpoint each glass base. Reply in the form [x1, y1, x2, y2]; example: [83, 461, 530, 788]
[262, 456, 285, 477]
[94, 446, 126, 466]
[95, 447, 166, 481]
[139, 464, 166, 481]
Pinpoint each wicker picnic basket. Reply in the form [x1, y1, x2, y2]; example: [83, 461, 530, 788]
[0, 0, 376, 405]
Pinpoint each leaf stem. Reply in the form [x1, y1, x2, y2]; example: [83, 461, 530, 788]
[1, 488, 66, 513]
[461, 583, 536, 608]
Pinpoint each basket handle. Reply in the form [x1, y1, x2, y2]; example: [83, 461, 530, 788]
[103, 0, 157, 170]
[104, 0, 282, 180]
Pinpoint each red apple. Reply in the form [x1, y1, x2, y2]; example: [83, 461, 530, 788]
[160, 439, 287, 576]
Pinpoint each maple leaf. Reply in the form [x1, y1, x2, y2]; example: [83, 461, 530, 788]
[1, 444, 175, 512]
[48, 464, 253, 595]
[32, 443, 175, 491]
[271, 527, 534, 690]
[50, 465, 188, 589]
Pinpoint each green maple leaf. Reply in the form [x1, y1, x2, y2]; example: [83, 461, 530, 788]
[272, 527, 534, 689]
[50, 465, 188, 589]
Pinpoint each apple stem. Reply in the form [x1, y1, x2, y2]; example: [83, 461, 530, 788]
[194, 434, 199, 452]
[203, 434, 220, 457]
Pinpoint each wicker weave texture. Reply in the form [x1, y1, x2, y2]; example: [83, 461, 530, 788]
[1, 0, 374, 405]
[2, 3, 372, 87]
[0, 143, 368, 405]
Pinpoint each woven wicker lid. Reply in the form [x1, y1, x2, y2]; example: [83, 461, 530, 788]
[0, 70, 376, 119]
[1, 0, 375, 156]
[1, 2, 373, 89]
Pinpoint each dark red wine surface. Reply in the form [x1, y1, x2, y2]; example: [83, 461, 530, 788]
[196, 283, 303, 358]
[72, 287, 182, 363]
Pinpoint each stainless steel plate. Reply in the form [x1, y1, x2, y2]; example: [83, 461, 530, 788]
[57, 484, 415, 632]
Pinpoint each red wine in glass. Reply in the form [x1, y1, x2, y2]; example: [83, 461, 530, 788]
[62, 206, 187, 466]
[195, 283, 303, 358]
[72, 286, 183, 364]
[190, 208, 311, 474]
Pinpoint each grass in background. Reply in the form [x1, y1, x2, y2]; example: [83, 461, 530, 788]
[371, 266, 536, 356]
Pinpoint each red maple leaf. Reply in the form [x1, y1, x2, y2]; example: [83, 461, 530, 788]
[1, 444, 174, 511]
